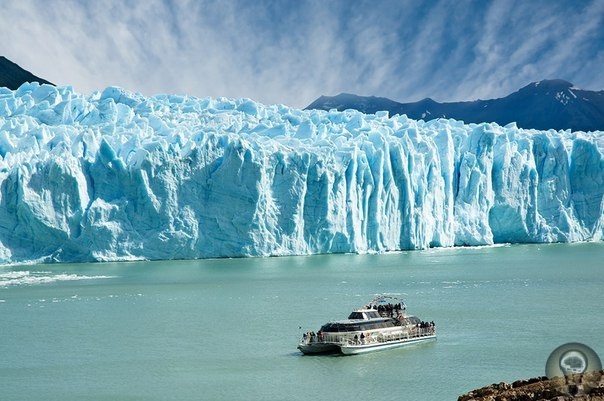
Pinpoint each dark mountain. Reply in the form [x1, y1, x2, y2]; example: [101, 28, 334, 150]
[0, 56, 53, 90]
[306, 79, 604, 132]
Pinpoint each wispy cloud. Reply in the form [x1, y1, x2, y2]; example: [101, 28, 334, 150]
[451, 0, 604, 101]
[1, 0, 603, 108]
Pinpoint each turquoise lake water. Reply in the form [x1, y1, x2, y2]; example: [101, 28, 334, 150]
[1, 242, 603, 401]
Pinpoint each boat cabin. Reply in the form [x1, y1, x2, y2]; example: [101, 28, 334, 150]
[348, 310, 381, 320]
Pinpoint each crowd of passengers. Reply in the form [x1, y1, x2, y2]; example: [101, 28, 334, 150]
[302, 331, 323, 342]
[367, 302, 406, 315]
[417, 321, 435, 330]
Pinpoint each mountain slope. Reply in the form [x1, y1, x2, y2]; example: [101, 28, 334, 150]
[306, 79, 604, 131]
[0, 56, 53, 90]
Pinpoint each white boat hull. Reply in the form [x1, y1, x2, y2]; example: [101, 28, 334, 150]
[339, 334, 436, 355]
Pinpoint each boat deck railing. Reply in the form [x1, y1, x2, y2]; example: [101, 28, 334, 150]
[299, 327, 435, 346]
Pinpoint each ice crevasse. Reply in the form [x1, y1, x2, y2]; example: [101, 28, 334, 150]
[0, 83, 602, 264]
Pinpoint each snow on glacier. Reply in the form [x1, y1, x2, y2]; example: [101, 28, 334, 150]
[0, 82, 602, 264]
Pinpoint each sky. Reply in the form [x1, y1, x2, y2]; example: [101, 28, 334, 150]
[2, 0, 604, 109]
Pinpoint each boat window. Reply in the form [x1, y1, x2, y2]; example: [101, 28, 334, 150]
[321, 318, 399, 333]
[364, 319, 396, 329]
[366, 311, 381, 319]
[320, 323, 334, 332]
[348, 312, 365, 320]
[322, 323, 368, 332]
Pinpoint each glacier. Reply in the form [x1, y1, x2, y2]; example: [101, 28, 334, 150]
[0, 82, 602, 264]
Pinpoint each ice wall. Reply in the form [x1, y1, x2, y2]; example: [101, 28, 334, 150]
[0, 83, 602, 264]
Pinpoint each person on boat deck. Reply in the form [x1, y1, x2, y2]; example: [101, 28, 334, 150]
[360, 333, 365, 343]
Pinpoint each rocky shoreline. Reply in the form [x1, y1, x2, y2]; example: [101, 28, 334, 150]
[458, 370, 604, 400]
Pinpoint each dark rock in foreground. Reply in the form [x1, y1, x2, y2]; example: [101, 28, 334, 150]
[458, 370, 604, 400]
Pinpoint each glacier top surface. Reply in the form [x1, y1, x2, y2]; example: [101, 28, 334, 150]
[1, 83, 601, 169]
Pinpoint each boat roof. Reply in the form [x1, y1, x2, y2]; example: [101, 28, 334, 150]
[329, 317, 395, 325]
[334, 316, 392, 323]
[330, 314, 419, 326]
[363, 295, 407, 309]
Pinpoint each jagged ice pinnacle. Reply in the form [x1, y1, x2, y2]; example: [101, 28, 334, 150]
[0, 83, 602, 264]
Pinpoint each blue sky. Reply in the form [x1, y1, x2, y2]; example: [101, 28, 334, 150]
[2, 0, 603, 108]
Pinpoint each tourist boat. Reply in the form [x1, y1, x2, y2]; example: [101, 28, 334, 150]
[297, 295, 436, 355]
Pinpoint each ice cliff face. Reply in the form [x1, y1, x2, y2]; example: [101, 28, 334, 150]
[0, 83, 602, 264]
